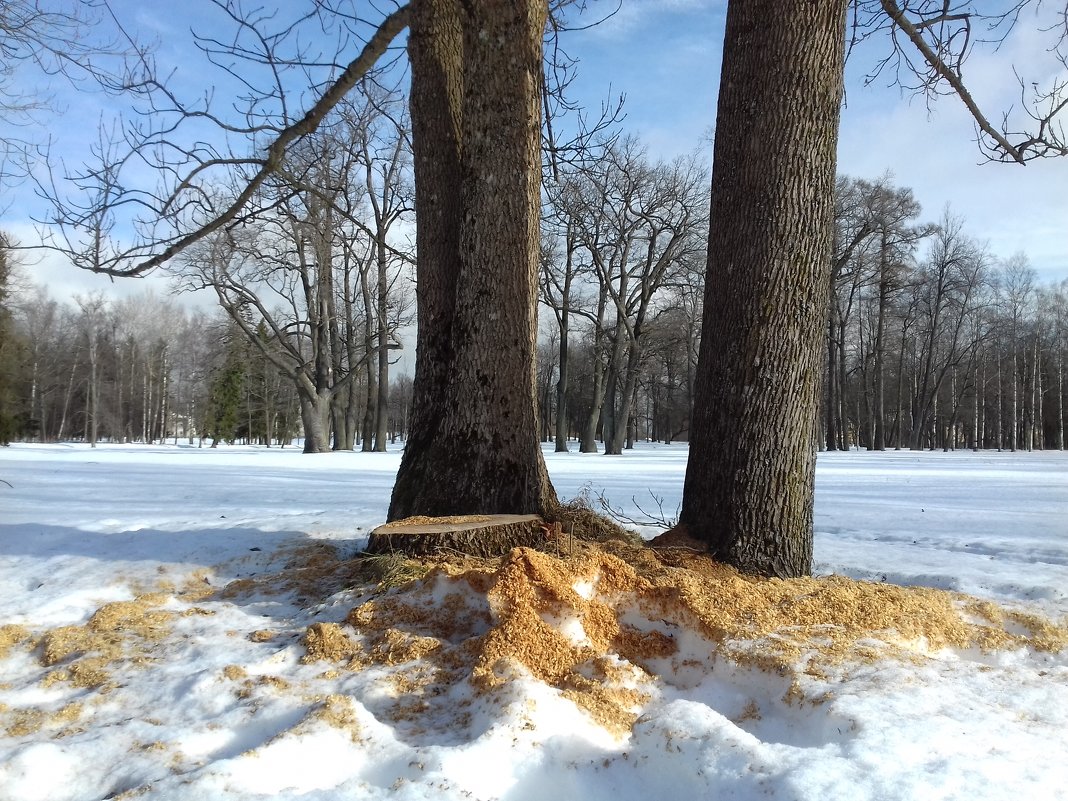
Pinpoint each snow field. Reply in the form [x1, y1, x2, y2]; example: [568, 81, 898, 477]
[0, 442, 1066, 800]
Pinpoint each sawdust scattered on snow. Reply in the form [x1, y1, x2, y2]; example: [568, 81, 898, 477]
[302, 541, 1068, 735]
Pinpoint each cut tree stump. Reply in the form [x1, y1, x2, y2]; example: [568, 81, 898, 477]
[366, 514, 552, 558]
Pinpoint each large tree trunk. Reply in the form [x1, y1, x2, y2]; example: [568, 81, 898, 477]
[1058, 350, 1064, 451]
[298, 388, 331, 454]
[608, 340, 642, 455]
[390, 0, 463, 508]
[580, 343, 606, 453]
[580, 290, 609, 453]
[825, 309, 839, 450]
[680, 0, 847, 578]
[873, 238, 890, 450]
[389, 0, 557, 520]
[374, 241, 390, 452]
[554, 315, 570, 452]
[1011, 338, 1019, 451]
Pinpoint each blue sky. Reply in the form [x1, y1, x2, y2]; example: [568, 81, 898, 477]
[3, 0, 1067, 303]
[564, 0, 1068, 284]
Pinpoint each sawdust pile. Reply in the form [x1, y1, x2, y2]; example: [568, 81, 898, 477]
[303, 622, 361, 663]
[33, 594, 175, 690]
[220, 542, 359, 602]
[308, 694, 363, 742]
[303, 542, 1068, 735]
[0, 595, 181, 737]
[0, 624, 31, 659]
[3, 701, 84, 738]
[221, 542, 426, 601]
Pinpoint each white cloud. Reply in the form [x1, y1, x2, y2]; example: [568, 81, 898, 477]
[579, 0, 724, 41]
[838, 15, 1068, 282]
[3, 220, 211, 309]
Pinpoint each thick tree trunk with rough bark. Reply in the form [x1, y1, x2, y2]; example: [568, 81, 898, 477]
[298, 389, 331, 454]
[389, 0, 462, 480]
[680, 0, 847, 578]
[389, 0, 557, 520]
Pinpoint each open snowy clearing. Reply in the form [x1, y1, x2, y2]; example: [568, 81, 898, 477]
[1, 443, 1066, 801]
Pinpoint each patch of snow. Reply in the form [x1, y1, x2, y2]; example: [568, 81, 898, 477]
[0, 442, 1066, 800]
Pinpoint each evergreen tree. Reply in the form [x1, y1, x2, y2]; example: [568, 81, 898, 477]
[203, 325, 248, 446]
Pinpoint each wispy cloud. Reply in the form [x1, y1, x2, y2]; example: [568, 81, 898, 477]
[579, 0, 725, 41]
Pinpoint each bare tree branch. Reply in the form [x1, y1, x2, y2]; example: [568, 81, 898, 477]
[878, 0, 1027, 163]
[41, 3, 411, 278]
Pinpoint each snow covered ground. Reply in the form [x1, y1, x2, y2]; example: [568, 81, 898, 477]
[0, 442, 1066, 801]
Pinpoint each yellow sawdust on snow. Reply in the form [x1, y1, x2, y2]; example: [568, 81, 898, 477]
[3, 701, 84, 738]
[27, 594, 177, 691]
[301, 542, 1068, 736]
[0, 624, 32, 659]
[219, 542, 371, 602]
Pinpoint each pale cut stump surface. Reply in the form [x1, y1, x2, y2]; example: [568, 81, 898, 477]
[366, 514, 549, 558]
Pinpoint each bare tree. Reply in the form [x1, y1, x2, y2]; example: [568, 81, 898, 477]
[13, 286, 57, 440]
[908, 212, 990, 449]
[346, 88, 414, 452]
[826, 176, 880, 451]
[74, 293, 109, 447]
[541, 176, 587, 453]
[38, 3, 411, 277]
[548, 139, 707, 455]
[0, 236, 27, 443]
[998, 253, 1037, 451]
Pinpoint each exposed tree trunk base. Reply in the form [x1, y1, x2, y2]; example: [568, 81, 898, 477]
[647, 524, 709, 551]
[366, 514, 549, 558]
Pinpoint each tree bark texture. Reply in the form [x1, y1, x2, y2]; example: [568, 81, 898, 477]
[389, 0, 557, 519]
[680, 0, 847, 578]
[299, 390, 331, 453]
